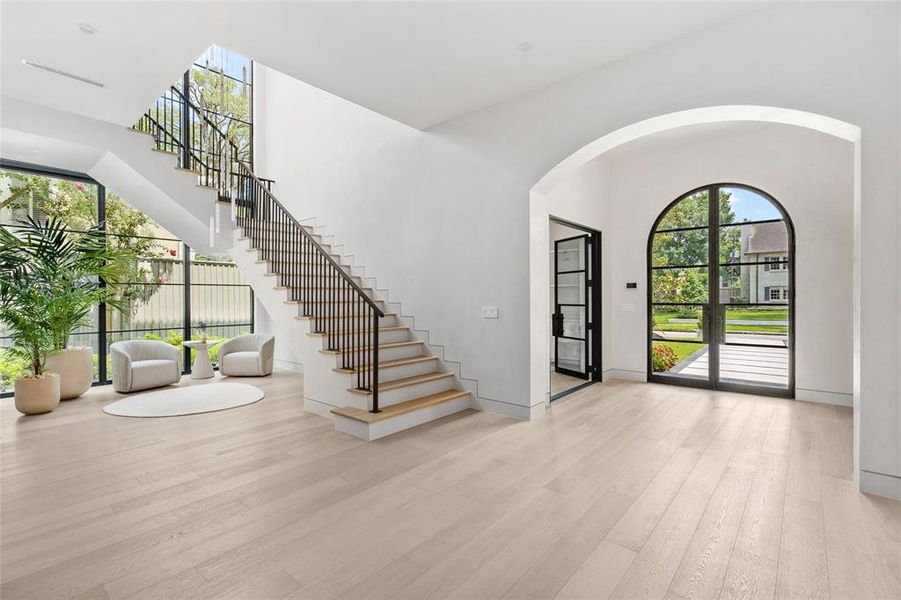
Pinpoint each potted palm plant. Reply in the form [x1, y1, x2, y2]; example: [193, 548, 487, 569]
[0, 277, 58, 414]
[0, 217, 132, 408]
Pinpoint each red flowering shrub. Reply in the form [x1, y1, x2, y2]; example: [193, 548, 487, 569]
[651, 345, 679, 372]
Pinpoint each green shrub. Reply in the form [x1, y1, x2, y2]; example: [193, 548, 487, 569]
[141, 330, 225, 364]
[0, 351, 27, 390]
[651, 345, 679, 372]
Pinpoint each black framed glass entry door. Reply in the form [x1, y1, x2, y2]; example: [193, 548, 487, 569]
[553, 235, 590, 379]
[648, 184, 794, 398]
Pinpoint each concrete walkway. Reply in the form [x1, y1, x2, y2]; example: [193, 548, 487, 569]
[672, 344, 789, 387]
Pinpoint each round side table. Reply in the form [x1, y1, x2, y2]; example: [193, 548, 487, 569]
[182, 340, 221, 379]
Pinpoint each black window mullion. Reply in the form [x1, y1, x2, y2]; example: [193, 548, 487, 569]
[98, 184, 107, 384]
[708, 185, 719, 386]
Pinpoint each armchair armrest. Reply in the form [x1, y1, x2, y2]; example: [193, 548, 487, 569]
[110, 344, 133, 392]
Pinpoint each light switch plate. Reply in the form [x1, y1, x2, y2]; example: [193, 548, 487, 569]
[481, 306, 499, 319]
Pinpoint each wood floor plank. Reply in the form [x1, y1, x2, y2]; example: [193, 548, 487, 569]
[554, 540, 637, 600]
[774, 495, 829, 599]
[668, 466, 756, 600]
[1, 374, 898, 600]
[820, 476, 891, 599]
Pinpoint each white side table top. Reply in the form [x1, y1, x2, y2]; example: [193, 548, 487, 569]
[182, 340, 222, 350]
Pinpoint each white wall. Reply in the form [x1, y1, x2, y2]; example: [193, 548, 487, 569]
[258, 2, 898, 493]
[589, 124, 854, 403]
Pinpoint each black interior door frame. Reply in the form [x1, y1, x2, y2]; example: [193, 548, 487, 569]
[554, 234, 590, 379]
[550, 217, 602, 400]
[646, 183, 795, 399]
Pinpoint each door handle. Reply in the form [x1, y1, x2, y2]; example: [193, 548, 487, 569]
[552, 312, 564, 337]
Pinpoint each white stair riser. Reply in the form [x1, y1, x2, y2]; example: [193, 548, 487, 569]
[248, 249, 344, 263]
[292, 301, 386, 316]
[376, 376, 456, 407]
[278, 284, 375, 299]
[269, 272, 364, 286]
[333, 394, 471, 441]
[377, 358, 440, 382]
[329, 343, 423, 366]
[315, 328, 410, 346]
[300, 314, 399, 329]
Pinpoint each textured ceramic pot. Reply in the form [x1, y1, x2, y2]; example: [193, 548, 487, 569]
[45, 347, 93, 400]
[14, 373, 61, 415]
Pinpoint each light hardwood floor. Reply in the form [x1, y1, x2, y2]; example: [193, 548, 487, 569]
[2, 372, 899, 599]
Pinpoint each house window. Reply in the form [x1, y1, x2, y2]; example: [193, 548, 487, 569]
[767, 286, 788, 301]
[0, 164, 254, 396]
[764, 256, 787, 271]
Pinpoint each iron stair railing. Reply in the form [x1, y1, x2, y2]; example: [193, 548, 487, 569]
[134, 85, 384, 412]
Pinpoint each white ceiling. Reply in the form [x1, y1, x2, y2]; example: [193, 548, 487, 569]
[0, 129, 104, 174]
[598, 121, 777, 162]
[1, 1, 766, 130]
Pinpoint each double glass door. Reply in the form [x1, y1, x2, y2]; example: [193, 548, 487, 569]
[648, 184, 794, 397]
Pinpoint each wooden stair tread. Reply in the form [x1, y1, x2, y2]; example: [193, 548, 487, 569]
[332, 355, 437, 373]
[348, 371, 453, 395]
[331, 390, 469, 423]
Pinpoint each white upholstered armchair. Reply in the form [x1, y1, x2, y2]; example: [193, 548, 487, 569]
[218, 334, 275, 377]
[110, 340, 181, 393]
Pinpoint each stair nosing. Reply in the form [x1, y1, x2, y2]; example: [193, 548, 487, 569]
[331, 390, 470, 424]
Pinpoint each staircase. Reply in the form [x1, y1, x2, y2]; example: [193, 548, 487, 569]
[133, 85, 473, 440]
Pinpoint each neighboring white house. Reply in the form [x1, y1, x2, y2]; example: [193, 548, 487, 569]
[741, 221, 789, 303]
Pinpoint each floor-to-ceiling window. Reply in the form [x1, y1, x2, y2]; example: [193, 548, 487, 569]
[647, 183, 794, 397]
[0, 161, 253, 395]
[188, 45, 254, 167]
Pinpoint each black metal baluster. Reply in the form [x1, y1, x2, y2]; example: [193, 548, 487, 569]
[371, 307, 379, 412]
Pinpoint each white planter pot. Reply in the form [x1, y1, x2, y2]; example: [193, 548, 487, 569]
[45, 347, 93, 400]
[14, 373, 61, 415]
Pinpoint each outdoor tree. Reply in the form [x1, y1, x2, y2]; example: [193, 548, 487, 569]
[189, 63, 252, 165]
[0, 170, 171, 320]
[651, 189, 741, 302]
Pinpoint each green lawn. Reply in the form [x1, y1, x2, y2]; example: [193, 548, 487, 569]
[654, 341, 704, 364]
[653, 309, 788, 335]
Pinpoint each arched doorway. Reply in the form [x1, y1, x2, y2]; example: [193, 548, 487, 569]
[647, 183, 794, 397]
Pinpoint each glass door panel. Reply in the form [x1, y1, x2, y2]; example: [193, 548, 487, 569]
[554, 235, 590, 379]
[650, 305, 710, 381]
[648, 189, 711, 385]
[650, 184, 792, 396]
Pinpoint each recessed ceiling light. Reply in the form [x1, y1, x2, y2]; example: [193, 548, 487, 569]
[517, 42, 532, 52]
[77, 22, 97, 34]
[22, 60, 105, 88]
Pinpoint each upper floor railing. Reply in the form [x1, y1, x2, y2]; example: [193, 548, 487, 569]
[134, 85, 384, 411]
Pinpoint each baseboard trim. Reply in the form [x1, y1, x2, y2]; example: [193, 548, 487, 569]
[603, 368, 647, 382]
[303, 396, 335, 419]
[795, 387, 852, 407]
[470, 396, 534, 420]
[274, 358, 303, 373]
[859, 469, 901, 500]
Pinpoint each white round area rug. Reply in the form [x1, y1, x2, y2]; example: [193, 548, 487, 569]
[103, 383, 264, 417]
